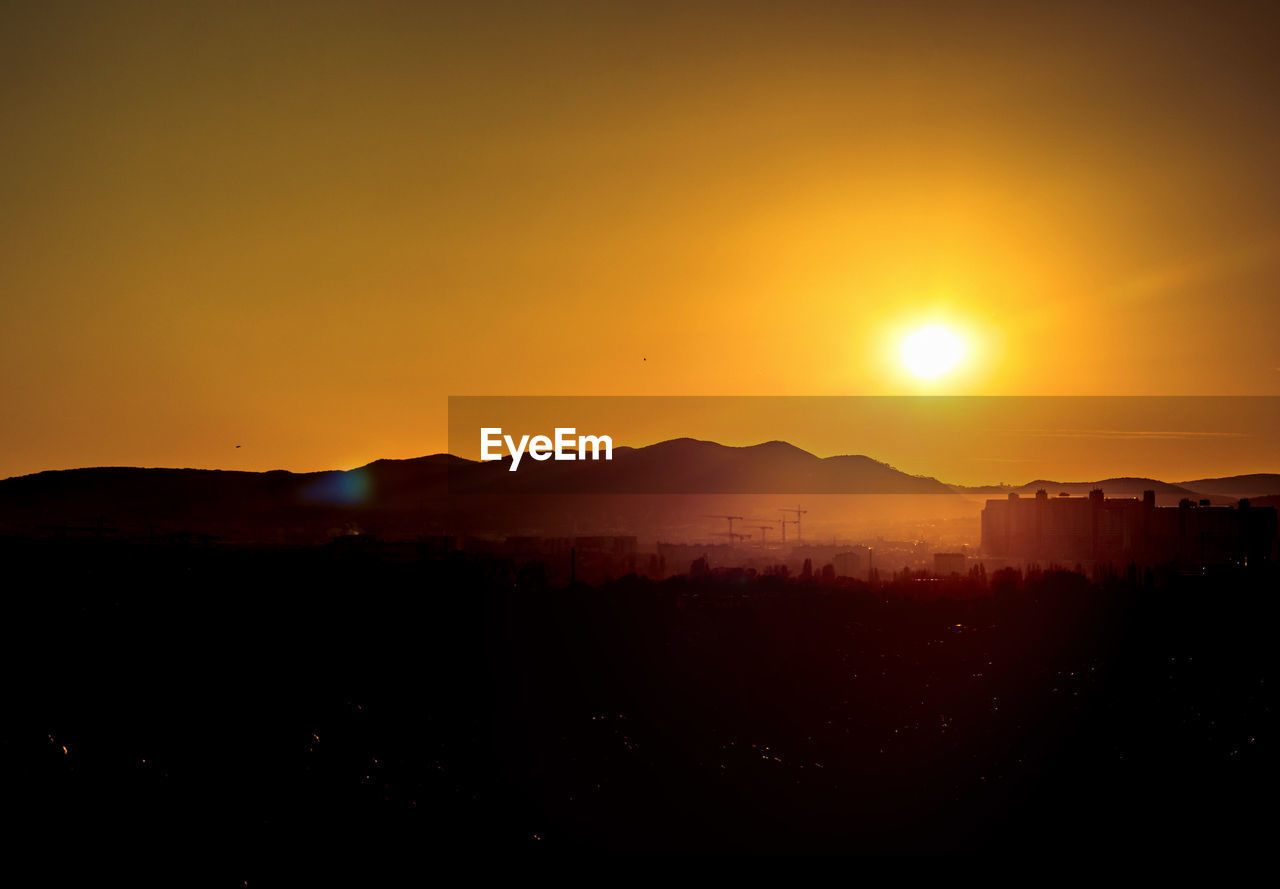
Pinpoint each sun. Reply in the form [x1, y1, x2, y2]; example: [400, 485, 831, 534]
[900, 325, 965, 379]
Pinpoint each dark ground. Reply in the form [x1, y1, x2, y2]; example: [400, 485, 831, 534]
[2, 537, 1275, 869]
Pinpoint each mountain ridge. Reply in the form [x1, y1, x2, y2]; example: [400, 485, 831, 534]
[1, 438, 1272, 544]
[3, 437, 1274, 494]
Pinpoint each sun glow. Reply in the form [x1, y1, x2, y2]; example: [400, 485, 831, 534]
[900, 325, 966, 379]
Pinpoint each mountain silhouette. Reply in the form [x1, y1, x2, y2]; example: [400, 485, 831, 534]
[954, 477, 1202, 498]
[0, 440, 951, 542]
[0, 456, 457, 544]
[1177, 474, 1280, 497]
[0, 438, 1270, 543]
[445, 438, 954, 495]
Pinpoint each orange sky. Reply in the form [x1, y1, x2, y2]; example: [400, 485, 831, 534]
[3, 2, 1280, 480]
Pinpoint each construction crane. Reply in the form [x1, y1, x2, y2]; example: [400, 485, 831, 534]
[778, 515, 796, 542]
[779, 505, 808, 541]
[743, 520, 776, 546]
[703, 515, 744, 541]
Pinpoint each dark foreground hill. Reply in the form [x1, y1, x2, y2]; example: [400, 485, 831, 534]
[3, 541, 1275, 857]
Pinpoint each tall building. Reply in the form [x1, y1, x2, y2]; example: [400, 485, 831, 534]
[981, 489, 1277, 568]
[833, 547, 870, 579]
[933, 552, 967, 576]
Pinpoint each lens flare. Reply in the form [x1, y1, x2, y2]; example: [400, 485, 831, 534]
[299, 469, 372, 506]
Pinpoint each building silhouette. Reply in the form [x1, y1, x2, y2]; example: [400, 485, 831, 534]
[933, 552, 967, 576]
[982, 489, 1277, 568]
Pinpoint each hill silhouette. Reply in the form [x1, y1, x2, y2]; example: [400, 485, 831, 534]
[445, 438, 954, 495]
[0, 438, 1270, 543]
[0, 441, 953, 543]
[0, 456, 458, 544]
[1178, 474, 1280, 497]
[954, 477, 1202, 498]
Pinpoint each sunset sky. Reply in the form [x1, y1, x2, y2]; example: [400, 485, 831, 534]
[3, 1, 1280, 480]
